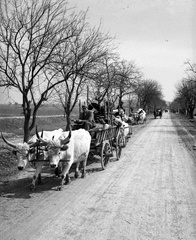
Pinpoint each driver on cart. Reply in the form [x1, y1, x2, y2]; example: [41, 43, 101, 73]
[75, 104, 95, 131]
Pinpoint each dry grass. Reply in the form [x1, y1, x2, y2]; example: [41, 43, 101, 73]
[0, 145, 18, 182]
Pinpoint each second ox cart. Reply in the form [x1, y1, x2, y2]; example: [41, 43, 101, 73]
[72, 119, 132, 170]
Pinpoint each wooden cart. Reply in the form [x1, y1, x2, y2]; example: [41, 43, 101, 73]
[88, 125, 123, 170]
[29, 125, 124, 172]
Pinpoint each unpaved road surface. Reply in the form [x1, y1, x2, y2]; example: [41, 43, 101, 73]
[1, 112, 196, 240]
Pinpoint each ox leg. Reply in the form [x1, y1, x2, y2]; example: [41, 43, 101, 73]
[38, 173, 42, 184]
[30, 162, 44, 190]
[65, 173, 70, 184]
[58, 162, 71, 191]
[81, 158, 87, 178]
[74, 162, 80, 178]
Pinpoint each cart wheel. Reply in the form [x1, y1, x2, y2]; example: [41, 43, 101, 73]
[116, 134, 123, 160]
[101, 140, 111, 170]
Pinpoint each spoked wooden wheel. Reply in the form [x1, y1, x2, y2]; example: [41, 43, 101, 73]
[101, 140, 111, 170]
[116, 133, 123, 160]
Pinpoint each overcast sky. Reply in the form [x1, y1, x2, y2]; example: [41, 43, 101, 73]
[0, 0, 195, 103]
[70, 0, 195, 102]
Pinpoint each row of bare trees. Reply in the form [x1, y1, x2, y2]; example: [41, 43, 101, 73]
[0, 0, 165, 142]
[171, 61, 196, 118]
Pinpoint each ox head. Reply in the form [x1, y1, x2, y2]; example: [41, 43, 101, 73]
[1, 132, 40, 170]
[36, 127, 72, 169]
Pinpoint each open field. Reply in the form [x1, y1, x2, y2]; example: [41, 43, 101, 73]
[0, 104, 79, 134]
[0, 115, 67, 135]
[0, 104, 63, 117]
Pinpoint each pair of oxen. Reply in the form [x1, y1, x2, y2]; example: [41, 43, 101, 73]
[1, 127, 91, 191]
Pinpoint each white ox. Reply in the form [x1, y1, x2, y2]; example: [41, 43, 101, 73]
[37, 128, 91, 191]
[137, 108, 147, 124]
[1, 128, 64, 190]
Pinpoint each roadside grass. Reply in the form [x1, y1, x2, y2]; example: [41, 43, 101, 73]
[0, 145, 18, 182]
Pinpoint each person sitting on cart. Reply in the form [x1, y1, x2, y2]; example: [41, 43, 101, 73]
[76, 104, 95, 130]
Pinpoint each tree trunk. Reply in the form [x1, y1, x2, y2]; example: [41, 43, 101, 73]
[65, 114, 70, 131]
[23, 114, 31, 142]
[22, 95, 32, 142]
[189, 107, 194, 119]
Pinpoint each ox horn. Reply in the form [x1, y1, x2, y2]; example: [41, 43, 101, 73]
[36, 126, 44, 139]
[35, 126, 48, 146]
[1, 132, 17, 149]
[61, 125, 72, 145]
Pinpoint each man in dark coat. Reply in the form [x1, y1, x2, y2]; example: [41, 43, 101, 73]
[78, 104, 95, 130]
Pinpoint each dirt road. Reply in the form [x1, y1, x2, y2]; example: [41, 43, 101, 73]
[1, 112, 196, 240]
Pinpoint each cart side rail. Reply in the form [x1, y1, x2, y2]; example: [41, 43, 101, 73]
[89, 125, 120, 147]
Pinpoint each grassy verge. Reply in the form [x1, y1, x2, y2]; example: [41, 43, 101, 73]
[0, 145, 18, 182]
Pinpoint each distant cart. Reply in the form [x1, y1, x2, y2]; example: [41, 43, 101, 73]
[154, 109, 162, 119]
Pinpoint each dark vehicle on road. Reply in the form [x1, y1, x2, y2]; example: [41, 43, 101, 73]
[154, 109, 162, 119]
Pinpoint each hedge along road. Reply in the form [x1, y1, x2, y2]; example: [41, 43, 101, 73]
[1, 112, 196, 240]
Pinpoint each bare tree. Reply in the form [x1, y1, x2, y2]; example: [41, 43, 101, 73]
[135, 79, 164, 111]
[173, 61, 196, 118]
[87, 57, 142, 114]
[0, 0, 84, 141]
[87, 54, 119, 109]
[175, 79, 196, 118]
[184, 60, 196, 77]
[48, 23, 113, 129]
[114, 59, 142, 109]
